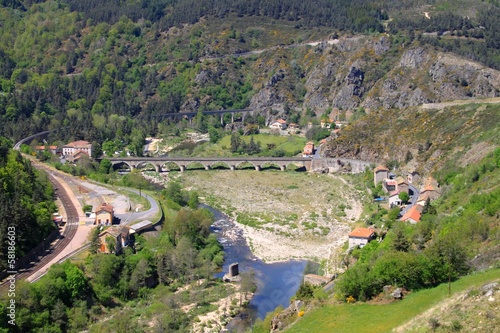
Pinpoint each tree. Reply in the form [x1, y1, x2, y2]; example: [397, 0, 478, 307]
[88, 227, 102, 254]
[399, 191, 410, 204]
[230, 132, 241, 153]
[239, 270, 256, 305]
[208, 127, 220, 143]
[99, 158, 112, 174]
[188, 191, 199, 209]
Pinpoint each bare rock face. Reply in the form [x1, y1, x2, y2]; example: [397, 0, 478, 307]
[399, 47, 429, 69]
[331, 63, 365, 110]
[372, 36, 391, 55]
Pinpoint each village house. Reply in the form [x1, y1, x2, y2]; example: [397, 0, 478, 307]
[320, 118, 335, 128]
[419, 177, 441, 201]
[388, 190, 402, 206]
[407, 171, 420, 184]
[269, 119, 287, 130]
[395, 176, 409, 194]
[348, 227, 375, 249]
[383, 178, 397, 192]
[95, 203, 114, 225]
[98, 226, 129, 254]
[400, 205, 423, 224]
[374, 165, 390, 186]
[62, 140, 92, 158]
[303, 142, 315, 157]
[288, 123, 300, 130]
[35, 145, 59, 155]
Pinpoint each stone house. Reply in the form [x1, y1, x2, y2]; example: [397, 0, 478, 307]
[348, 227, 375, 249]
[383, 179, 397, 192]
[395, 176, 409, 194]
[374, 165, 389, 186]
[407, 171, 420, 184]
[98, 226, 129, 254]
[95, 203, 114, 225]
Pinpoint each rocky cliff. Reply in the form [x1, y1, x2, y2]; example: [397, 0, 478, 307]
[241, 36, 500, 116]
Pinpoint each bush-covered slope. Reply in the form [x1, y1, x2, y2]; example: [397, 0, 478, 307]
[0, 138, 57, 271]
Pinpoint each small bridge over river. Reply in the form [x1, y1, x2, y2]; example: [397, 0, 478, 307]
[106, 157, 372, 173]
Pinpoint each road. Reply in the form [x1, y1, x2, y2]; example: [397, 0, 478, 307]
[400, 183, 420, 216]
[114, 188, 161, 225]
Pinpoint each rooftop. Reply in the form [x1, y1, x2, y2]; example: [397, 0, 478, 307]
[348, 227, 375, 239]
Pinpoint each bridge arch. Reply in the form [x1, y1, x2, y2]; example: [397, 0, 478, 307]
[210, 161, 232, 170]
[136, 161, 159, 172]
[111, 161, 134, 172]
[235, 161, 258, 170]
[161, 162, 182, 172]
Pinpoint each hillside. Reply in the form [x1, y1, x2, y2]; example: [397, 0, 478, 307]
[0, 0, 499, 151]
[323, 102, 500, 174]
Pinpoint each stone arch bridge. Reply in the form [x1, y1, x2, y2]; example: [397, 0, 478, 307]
[106, 157, 372, 173]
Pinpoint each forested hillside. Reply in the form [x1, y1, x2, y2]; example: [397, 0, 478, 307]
[0, 0, 499, 154]
[0, 138, 56, 271]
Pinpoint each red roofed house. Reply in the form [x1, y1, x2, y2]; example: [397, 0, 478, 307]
[35, 145, 59, 155]
[348, 227, 375, 249]
[62, 140, 92, 158]
[419, 178, 441, 201]
[401, 205, 423, 224]
[374, 165, 389, 186]
[303, 142, 315, 157]
[383, 179, 397, 193]
[270, 119, 287, 130]
[95, 203, 114, 225]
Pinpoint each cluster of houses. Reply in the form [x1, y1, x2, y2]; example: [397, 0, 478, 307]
[91, 202, 153, 254]
[347, 165, 442, 250]
[35, 140, 93, 163]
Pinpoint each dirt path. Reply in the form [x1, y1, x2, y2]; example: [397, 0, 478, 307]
[421, 97, 500, 110]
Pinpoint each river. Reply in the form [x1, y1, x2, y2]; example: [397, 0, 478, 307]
[203, 205, 307, 332]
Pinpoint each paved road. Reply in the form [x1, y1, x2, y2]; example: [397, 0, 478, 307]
[115, 188, 161, 225]
[400, 183, 420, 216]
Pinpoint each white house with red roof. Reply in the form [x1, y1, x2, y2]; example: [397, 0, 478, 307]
[270, 119, 287, 130]
[62, 140, 92, 158]
[348, 227, 375, 249]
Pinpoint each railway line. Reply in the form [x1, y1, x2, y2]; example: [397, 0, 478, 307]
[0, 170, 79, 291]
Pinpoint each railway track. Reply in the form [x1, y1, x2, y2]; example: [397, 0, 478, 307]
[0, 170, 79, 291]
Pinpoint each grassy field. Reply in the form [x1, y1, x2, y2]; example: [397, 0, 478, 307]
[285, 268, 500, 333]
[218, 133, 308, 155]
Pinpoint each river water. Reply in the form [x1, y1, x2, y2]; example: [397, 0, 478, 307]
[203, 206, 307, 331]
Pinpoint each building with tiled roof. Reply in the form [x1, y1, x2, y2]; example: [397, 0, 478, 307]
[35, 145, 59, 155]
[348, 227, 375, 249]
[270, 119, 287, 130]
[401, 205, 423, 224]
[98, 226, 129, 254]
[95, 203, 114, 225]
[303, 142, 315, 157]
[374, 165, 390, 186]
[62, 140, 92, 158]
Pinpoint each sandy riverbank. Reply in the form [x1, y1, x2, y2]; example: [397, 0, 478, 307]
[179, 171, 366, 273]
